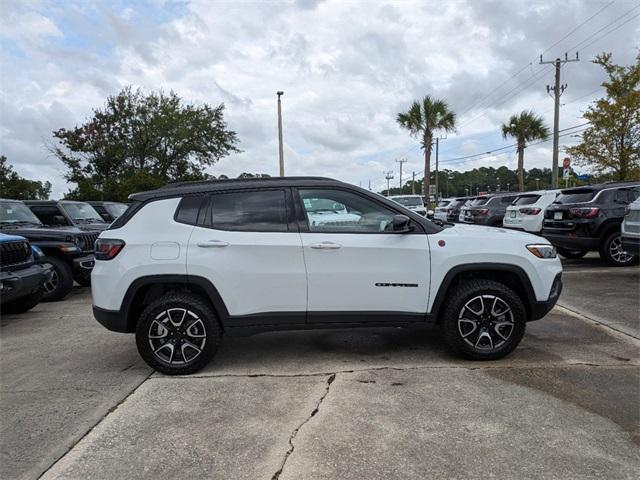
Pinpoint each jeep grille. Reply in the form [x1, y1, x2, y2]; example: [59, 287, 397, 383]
[77, 232, 100, 253]
[0, 240, 32, 270]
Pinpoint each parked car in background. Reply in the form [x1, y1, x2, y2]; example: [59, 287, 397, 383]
[1, 199, 98, 299]
[621, 197, 640, 255]
[433, 198, 453, 222]
[389, 195, 427, 216]
[24, 200, 109, 231]
[445, 197, 471, 223]
[543, 182, 640, 266]
[92, 176, 562, 374]
[0, 233, 52, 313]
[462, 193, 519, 227]
[460, 196, 485, 223]
[87, 201, 128, 223]
[503, 190, 560, 233]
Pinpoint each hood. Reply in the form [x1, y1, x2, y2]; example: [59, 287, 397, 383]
[437, 223, 545, 244]
[74, 222, 109, 231]
[0, 232, 27, 243]
[0, 224, 89, 238]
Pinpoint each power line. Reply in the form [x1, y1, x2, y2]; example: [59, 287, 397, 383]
[577, 11, 640, 53]
[541, 0, 616, 55]
[565, 3, 640, 53]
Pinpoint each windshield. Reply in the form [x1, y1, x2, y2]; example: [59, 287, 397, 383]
[392, 196, 423, 207]
[60, 202, 105, 222]
[555, 189, 596, 204]
[513, 195, 540, 206]
[0, 201, 43, 225]
[437, 200, 451, 208]
[470, 197, 489, 206]
[104, 203, 128, 218]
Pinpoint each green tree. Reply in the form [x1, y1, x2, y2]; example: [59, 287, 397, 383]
[397, 96, 456, 200]
[0, 156, 52, 199]
[501, 111, 549, 192]
[52, 87, 241, 201]
[566, 53, 639, 180]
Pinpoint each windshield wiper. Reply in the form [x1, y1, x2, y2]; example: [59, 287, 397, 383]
[0, 220, 42, 226]
[74, 218, 105, 224]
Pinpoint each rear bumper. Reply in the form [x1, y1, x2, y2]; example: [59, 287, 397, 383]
[621, 236, 640, 255]
[93, 305, 130, 333]
[0, 263, 52, 304]
[529, 273, 562, 321]
[542, 231, 600, 251]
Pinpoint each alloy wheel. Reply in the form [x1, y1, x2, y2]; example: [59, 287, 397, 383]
[43, 269, 59, 294]
[148, 308, 207, 365]
[457, 294, 514, 351]
[609, 236, 634, 264]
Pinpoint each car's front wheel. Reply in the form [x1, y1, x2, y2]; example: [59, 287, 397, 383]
[41, 256, 74, 302]
[441, 280, 526, 360]
[135, 292, 221, 375]
[556, 247, 588, 259]
[599, 231, 637, 267]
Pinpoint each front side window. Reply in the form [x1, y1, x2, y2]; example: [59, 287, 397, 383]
[207, 190, 288, 232]
[299, 189, 396, 233]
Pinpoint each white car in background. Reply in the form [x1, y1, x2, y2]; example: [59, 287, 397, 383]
[503, 190, 560, 233]
[621, 197, 640, 255]
[433, 198, 453, 222]
[388, 195, 427, 216]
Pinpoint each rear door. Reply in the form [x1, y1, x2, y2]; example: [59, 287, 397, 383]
[294, 187, 430, 318]
[186, 188, 307, 320]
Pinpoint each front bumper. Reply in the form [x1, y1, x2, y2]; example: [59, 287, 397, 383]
[621, 236, 640, 255]
[529, 273, 562, 321]
[0, 263, 52, 304]
[72, 255, 95, 272]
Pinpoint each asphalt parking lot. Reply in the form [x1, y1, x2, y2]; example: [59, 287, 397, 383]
[1, 254, 639, 480]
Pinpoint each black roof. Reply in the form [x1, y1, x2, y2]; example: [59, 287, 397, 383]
[560, 181, 640, 193]
[129, 176, 351, 201]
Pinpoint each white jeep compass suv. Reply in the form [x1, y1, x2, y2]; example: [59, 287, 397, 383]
[92, 177, 562, 374]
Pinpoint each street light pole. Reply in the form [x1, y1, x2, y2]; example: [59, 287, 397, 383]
[277, 91, 285, 177]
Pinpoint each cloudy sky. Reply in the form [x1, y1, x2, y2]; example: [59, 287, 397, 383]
[1, 0, 639, 197]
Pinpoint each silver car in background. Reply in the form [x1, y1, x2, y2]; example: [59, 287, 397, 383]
[621, 197, 640, 255]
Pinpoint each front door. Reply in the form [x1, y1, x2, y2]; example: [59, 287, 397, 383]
[295, 188, 430, 318]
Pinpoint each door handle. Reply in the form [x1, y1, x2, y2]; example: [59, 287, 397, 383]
[310, 241, 342, 250]
[196, 240, 230, 248]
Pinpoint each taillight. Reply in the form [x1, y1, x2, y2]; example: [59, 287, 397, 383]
[569, 207, 600, 218]
[95, 239, 125, 260]
[477, 208, 489, 215]
[519, 207, 541, 215]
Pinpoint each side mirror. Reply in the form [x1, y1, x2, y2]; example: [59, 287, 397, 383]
[53, 215, 67, 225]
[392, 214, 413, 233]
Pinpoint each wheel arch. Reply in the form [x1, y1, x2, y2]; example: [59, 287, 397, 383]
[430, 263, 536, 322]
[121, 274, 229, 333]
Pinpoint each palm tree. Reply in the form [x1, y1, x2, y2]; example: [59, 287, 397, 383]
[501, 111, 549, 192]
[397, 96, 456, 201]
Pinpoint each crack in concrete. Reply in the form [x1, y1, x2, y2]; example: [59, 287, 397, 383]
[555, 303, 640, 342]
[271, 373, 336, 480]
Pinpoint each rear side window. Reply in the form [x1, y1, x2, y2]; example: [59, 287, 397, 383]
[470, 197, 489, 206]
[513, 195, 540, 206]
[175, 196, 205, 225]
[207, 190, 288, 232]
[555, 189, 596, 204]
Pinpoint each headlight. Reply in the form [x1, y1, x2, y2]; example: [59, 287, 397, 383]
[75, 236, 87, 250]
[526, 244, 557, 259]
[31, 245, 44, 259]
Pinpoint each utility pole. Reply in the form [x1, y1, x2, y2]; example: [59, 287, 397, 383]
[540, 52, 579, 188]
[368, 179, 371, 191]
[434, 138, 439, 202]
[411, 172, 416, 195]
[395, 158, 407, 191]
[277, 91, 285, 177]
[384, 171, 394, 196]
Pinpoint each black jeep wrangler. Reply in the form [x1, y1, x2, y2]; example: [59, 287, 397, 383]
[542, 182, 640, 266]
[24, 200, 109, 231]
[1, 233, 52, 313]
[87, 201, 129, 223]
[0, 199, 99, 300]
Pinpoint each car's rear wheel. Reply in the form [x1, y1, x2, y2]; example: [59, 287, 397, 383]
[599, 231, 637, 267]
[135, 292, 221, 375]
[557, 247, 588, 259]
[441, 280, 526, 360]
[41, 256, 74, 302]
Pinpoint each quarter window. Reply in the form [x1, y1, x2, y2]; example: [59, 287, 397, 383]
[298, 189, 396, 233]
[207, 190, 288, 232]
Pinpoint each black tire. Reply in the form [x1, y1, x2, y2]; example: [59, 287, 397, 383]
[557, 247, 588, 259]
[41, 256, 74, 302]
[441, 279, 527, 360]
[598, 230, 638, 267]
[74, 275, 91, 287]
[136, 292, 221, 375]
[2, 290, 43, 314]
